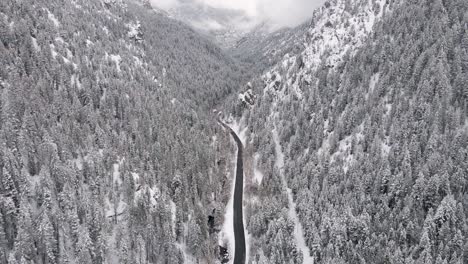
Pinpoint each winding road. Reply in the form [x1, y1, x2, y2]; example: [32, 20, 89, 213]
[219, 119, 246, 264]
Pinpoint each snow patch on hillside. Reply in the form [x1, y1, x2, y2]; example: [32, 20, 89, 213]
[175, 216, 197, 264]
[50, 44, 58, 58]
[109, 54, 122, 72]
[273, 128, 314, 264]
[31, 37, 40, 51]
[303, 0, 387, 70]
[382, 140, 391, 157]
[175, 242, 196, 264]
[366, 73, 380, 99]
[170, 200, 176, 236]
[230, 118, 248, 146]
[105, 199, 126, 219]
[218, 145, 237, 263]
[261, 0, 392, 100]
[47, 10, 60, 27]
[253, 154, 264, 185]
[239, 89, 256, 106]
[112, 158, 125, 186]
[127, 21, 143, 41]
[245, 230, 251, 264]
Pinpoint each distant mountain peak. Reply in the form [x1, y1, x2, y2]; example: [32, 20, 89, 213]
[148, 0, 266, 48]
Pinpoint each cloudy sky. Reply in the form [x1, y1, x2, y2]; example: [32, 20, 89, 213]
[153, 0, 325, 28]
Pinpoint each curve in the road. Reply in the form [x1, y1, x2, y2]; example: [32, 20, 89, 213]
[219, 120, 246, 264]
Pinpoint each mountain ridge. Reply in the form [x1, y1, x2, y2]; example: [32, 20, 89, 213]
[227, 0, 468, 262]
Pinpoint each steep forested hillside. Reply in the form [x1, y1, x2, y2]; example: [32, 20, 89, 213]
[229, 0, 468, 263]
[230, 20, 309, 69]
[0, 0, 250, 263]
[2, 0, 467, 263]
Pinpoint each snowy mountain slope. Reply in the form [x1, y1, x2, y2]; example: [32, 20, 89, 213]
[2, 0, 467, 263]
[230, 18, 310, 68]
[231, 0, 394, 80]
[151, 0, 259, 49]
[0, 0, 252, 263]
[260, 0, 394, 100]
[227, 0, 468, 262]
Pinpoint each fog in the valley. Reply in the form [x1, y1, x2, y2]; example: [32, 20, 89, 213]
[152, 0, 326, 28]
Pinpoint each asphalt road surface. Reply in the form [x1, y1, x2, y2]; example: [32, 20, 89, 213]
[219, 120, 246, 264]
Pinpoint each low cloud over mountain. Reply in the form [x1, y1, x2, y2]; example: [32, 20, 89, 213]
[151, 0, 326, 29]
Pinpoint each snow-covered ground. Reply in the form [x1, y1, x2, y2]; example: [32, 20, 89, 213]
[366, 73, 380, 100]
[175, 218, 197, 264]
[261, 0, 391, 102]
[112, 158, 125, 185]
[219, 148, 236, 264]
[109, 54, 122, 72]
[31, 37, 40, 51]
[273, 128, 314, 264]
[253, 154, 264, 185]
[229, 118, 248, 146]
[47, 9, 60, 27]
